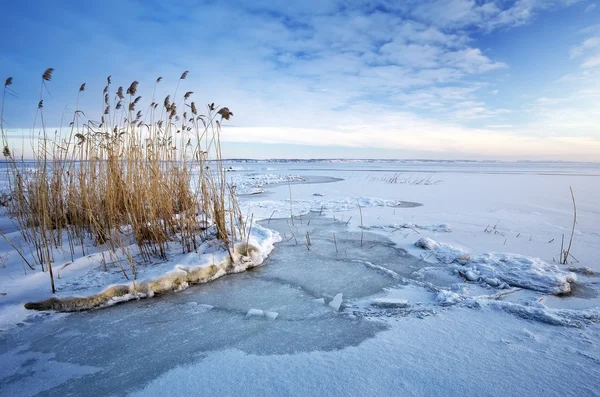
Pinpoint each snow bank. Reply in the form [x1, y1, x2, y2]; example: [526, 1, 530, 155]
[415, 237, 577, 295]
[23, 224, 281, 313]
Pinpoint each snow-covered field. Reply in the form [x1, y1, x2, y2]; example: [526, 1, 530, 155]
[1, 160, 599, 396]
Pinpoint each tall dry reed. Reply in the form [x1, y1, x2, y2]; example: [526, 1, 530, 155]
[0, 69, 242, 293]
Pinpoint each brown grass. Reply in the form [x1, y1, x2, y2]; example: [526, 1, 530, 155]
[0, 69, 244, 293]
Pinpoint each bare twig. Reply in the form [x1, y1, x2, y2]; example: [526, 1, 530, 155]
[561, 186, 577, 265]
[333, 232, 338, 253]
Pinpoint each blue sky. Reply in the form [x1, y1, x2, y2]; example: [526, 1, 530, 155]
[1, 0, 599, 160]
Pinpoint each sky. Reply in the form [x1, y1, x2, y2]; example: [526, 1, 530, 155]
[0, 0, 599, 161]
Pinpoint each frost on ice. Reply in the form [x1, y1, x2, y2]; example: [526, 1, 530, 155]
[415, 237, 577, 295]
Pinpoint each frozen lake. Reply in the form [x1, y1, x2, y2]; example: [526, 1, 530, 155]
[1, 160, 599, 396]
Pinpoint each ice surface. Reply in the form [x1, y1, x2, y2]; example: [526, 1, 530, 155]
[0, 345, 100, 396]
[0, 214, 423, 396]
[127, 307, 600, 397]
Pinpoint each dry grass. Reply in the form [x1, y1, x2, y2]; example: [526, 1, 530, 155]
[370, 173, 440, 185]
[560, 186, 577, 265]
[1, 69, 244, 293]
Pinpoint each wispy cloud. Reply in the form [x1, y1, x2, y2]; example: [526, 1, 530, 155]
[0, 0, 597, 160]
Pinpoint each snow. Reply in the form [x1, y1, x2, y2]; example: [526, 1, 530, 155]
[415, 237, 577, 295]
[1, 160, 600, 396]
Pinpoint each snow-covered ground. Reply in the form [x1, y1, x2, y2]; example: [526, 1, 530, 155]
[1, 160, 599, 396]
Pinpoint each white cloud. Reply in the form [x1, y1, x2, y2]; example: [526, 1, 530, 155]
[569, 27, 600, 71]
[399, 0, 584, 31]
[570, 37, 600, 58]
[581, 54, 600, 68]
[585, 3, 596, 12]
[2, 0, 595, 161]
[441, 48, 507, 73]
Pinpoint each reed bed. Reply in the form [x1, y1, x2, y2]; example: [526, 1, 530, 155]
[1, 69, 242, 293]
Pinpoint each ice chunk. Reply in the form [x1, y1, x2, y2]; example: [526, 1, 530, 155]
[483, 277, 500, 287]
[436, 290, 464, 306]
[246, 309, 264, 317]
[313, 298, 326, 304]
[264, 311, 279, 320]
[372, 298, 409, 309]
[415, 238, 469, 264]
[329, 293, 343, 311]
[463, 270, 479, 282]
[415, 237, 439, 250]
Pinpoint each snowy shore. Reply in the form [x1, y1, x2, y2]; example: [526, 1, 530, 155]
[1, 160, 599, 396]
